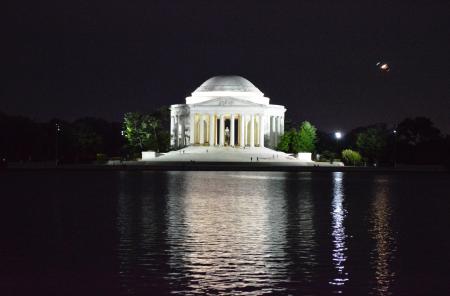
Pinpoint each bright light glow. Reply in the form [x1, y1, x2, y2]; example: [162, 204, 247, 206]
[378, 62, 390, 72]
[393, 129, 397, 134]
[335, 131, 342, 140]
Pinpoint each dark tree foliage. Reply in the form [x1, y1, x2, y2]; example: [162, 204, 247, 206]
[397, 117, 442, 145]
[356, 125, 388, 164]
[71, 117, 123, 161]
[0, 112, 56, 162]
[0, 111, 447, 166]
[444, 136, 450, 168]
[283, 117, 296, 131]
[396, 117, 445, 164]
[316, 130, 335, 154]
[151, 106, 171, 130]
[0, 112, 123, 163]
[318, 118, 446, 166]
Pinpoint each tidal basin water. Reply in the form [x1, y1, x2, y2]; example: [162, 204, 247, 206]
[1, 171, 450, 295]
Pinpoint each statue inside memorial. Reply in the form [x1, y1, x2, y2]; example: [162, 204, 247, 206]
[225, 127, 230, 146]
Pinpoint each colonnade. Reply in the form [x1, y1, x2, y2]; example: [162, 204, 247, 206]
[170, 115, 184, 148]
[171, 112, 283, 149]
[269, 115, 284, 148]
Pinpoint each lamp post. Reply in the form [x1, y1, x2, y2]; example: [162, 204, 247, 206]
[55, 123, 61, 166]
[393, 129, 397, 168]
[334, 131, 342, 160]
[120, 130, 125, 161]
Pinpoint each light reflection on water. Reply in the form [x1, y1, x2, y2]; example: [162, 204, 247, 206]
[166, 172, 289, 294]
[369, 176, 397, 296]
[3, 170, 450, 295]
[114, 171, 401, 295]
[329, 172, 349, 291]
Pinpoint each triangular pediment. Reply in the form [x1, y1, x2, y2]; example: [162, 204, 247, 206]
[192, 97, 264, 107]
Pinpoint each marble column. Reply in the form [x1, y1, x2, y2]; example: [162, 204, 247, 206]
[240, 113, 245, 147]
[199, 114, 205, 145]
[180, 116, 185, 147]
[175, 115, 179, 147]
[170, 116, 175, 147]
[259, 114, 265, 148]
[230, 114, 235, 147]
[214, 116, 217, 145]
[189, 113, 195, 145]
[250, 114, 255, 147]
[271, 116, 275, 147]
[220, 114, 225, 146]
[275, 116, 280, 146]
[278, 116, 282, 137]
[209, 113, 214, 146]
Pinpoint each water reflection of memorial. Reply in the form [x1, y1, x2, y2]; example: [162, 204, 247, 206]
[166, 172, 290, 294]
[115, 171, 400, 295]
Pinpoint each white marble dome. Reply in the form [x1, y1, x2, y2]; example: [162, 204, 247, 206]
[193, 75, 263, 95]
[187, 75, 268, 105]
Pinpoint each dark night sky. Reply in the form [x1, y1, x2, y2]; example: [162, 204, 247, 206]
[2, 0, 450, 133]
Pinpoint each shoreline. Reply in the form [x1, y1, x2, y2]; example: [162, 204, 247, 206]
[2, 162, 448, 173]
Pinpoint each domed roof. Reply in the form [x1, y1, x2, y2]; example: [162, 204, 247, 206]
[193, 75, 263, 95]
[186, 75, 270, 105]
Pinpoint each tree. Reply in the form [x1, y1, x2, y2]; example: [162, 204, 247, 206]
[277, 129, 295, 152]
[396, 117, 444, 164]
[296, 121, 317, 152]
[397, 117, 442, 146]
[341, 149, 362, 166]
[316, 130, 335, 154]
[142, 114, 162, 151]
[291, 129, 302, 153]
[123, 112, 152, 152]
[123, 112, 169, 154]
[277, 121, 318, 154]
[151, 106, 170, 129]
[73, 122, 103, 159]
[319, 150, 337, 163]
[150, 106, 171, 152]
[445, 135, 450, 169]
[356, 127, 387, 164]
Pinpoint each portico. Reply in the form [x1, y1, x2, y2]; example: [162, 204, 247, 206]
[170, 76, 286, 149]
[185, 112, 285, 148]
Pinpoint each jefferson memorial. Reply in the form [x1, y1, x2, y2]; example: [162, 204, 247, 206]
[170, 76, 286, 149]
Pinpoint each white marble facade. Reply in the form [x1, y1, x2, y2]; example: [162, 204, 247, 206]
[170, 76, 286, 149]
